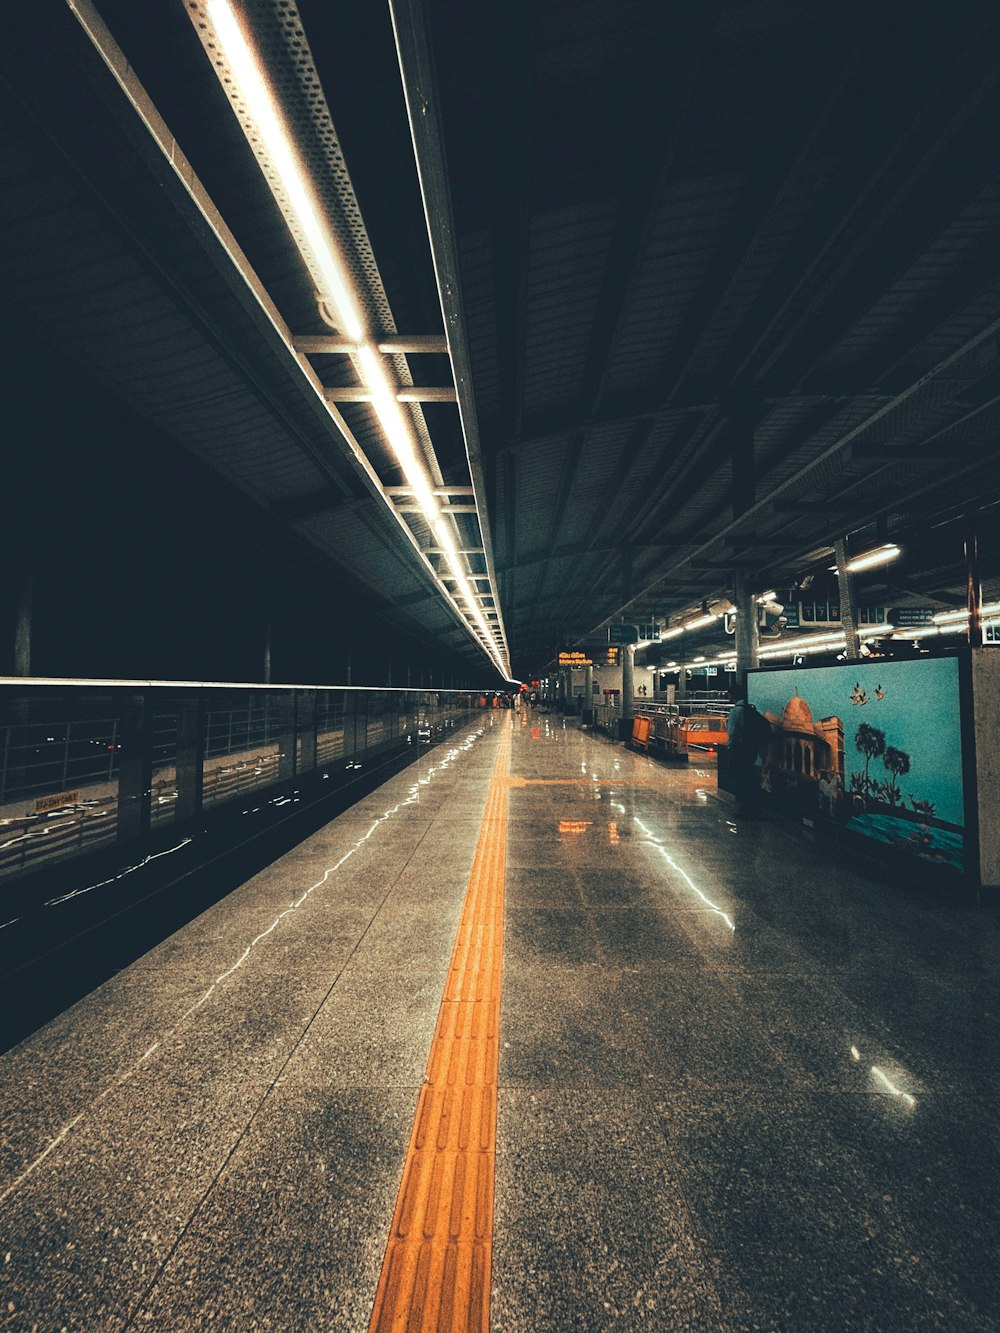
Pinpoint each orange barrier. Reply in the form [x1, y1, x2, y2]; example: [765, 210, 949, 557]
[631, 715, 652, 748]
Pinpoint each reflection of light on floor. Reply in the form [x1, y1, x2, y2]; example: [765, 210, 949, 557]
[634, 817, 735, 931]
[558, 820, 592, 835]
[44, 839, 193, 906]
[2, 723, 489, 1210]
[608, 821, 619, 845]
[851, 1044, 917, 1108]
[872, 1066, 916, 1105]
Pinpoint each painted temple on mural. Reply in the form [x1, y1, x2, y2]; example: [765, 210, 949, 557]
[761, 694, 844, 801]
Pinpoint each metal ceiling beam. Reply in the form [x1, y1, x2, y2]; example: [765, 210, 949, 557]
[295, 334, 448, 354]
[602, 302, 1000, 631]
[576, 13, 704, 418]
[492, 391, 714, 454]
[655, 4, 897, 408]
[474, 2, 533, 454]
[390, 0, 513, 675]
[271, 488, 358, 522]
[724, 9, 1000, 393]
[323, 385, 456, 403]
[522, 432, 588, 642]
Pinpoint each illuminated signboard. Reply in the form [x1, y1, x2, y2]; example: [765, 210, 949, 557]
[558, 651, 592, 666]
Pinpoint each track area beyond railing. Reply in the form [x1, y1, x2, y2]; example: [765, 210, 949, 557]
[0, 680, 477, 884]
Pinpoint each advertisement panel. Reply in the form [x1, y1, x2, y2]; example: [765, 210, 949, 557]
[747, 657, 966, 874]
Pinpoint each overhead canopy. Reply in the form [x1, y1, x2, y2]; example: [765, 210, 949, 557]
[2, 1, 999, 680]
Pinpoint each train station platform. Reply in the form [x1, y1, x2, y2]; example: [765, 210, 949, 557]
[1, 708, 998, 1329]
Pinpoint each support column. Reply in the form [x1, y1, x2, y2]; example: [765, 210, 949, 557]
[621, 644, 635, 735]
[733, 569, 760, 677]
[583, 663, 594, 722]
[833, 537, 860, 659]
[965, 509, 983, 648]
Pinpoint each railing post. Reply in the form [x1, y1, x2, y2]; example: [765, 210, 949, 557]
[276, 691, 297, 783]
[343, 690, 362, 764]
[175, 692, 205, 827]
[116, 691, 153, 846]
[297, 689, 317, 777]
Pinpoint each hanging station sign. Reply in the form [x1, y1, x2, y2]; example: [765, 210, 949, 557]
[608, 624, 639, 644]
[558, 651, 592, 666]
[888, 606, 936, 628]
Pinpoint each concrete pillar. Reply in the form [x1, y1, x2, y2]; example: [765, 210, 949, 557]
[622, 645, 635, 719]
[583, 663, 593, 721]
[677, 669, 687, 703]
[733, 569, 760, 676]
[965, 510, 983, 647]
[833, 538, 860, 659]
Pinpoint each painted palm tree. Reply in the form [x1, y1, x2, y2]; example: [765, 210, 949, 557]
[854, 722, 886, 799]
[882, 746, 910, 806]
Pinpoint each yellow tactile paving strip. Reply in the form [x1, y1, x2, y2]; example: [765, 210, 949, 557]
[509, 776, 687, 788]
[369, 723, 511, 1333]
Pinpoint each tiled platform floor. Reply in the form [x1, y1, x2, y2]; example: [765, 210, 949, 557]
[1, 709, 998, 1329]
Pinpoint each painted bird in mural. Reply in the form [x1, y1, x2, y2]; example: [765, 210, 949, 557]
[875, 684, 885, 701]
[851, 683, 869, 706]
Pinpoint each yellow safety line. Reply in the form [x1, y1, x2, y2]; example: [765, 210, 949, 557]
[509, 776, 687, 788]
[369, 721, 511, 1333]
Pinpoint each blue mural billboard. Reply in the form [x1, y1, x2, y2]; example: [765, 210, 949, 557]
[747, 657, 966, 874]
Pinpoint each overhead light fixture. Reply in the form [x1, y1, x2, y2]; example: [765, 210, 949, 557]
[661, 609, 724, 640]
[206, 0, 364, 343]
[202, 1, 509, 677]
[829, 544, 901, 575]
[932, 600, 1000, 626]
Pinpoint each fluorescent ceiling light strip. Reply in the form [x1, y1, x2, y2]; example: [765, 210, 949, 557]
[828, 544, 901, 574]
[933, 600, 1000, 625]
[661, 610, 724, 639]
[205, 1, 510, 676]
[207, 1, 364, 342]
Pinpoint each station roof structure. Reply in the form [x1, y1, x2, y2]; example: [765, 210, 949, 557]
[3, 1, 1000, 681]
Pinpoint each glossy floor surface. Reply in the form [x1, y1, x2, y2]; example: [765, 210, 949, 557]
[1, 710, 998, 1329]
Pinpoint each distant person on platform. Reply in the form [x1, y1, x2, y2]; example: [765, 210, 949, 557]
[726, 679, 768, 818]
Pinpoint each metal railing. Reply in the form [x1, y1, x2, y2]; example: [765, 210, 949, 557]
[0, 681, 477, 883]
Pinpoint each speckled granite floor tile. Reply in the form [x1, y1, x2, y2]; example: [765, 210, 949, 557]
[493, 1088, 725, 1330]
